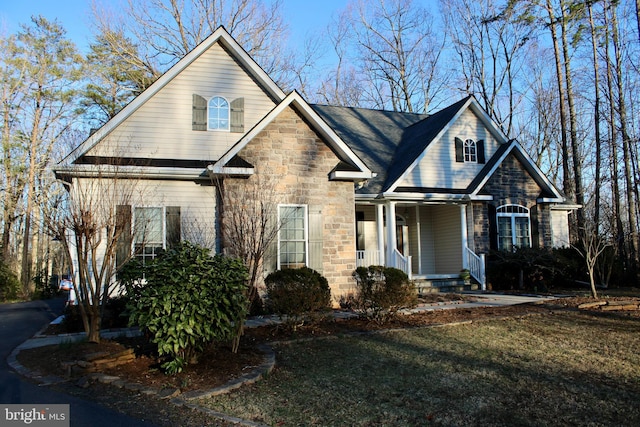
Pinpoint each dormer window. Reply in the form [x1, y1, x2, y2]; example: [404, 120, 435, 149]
[208, 96, 229, 131]
[455, 137, 485, 164]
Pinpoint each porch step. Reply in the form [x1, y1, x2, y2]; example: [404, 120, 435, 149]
[414, 279, 479, 295]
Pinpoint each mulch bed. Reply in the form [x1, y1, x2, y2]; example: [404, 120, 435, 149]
[18, 295, 618, 393]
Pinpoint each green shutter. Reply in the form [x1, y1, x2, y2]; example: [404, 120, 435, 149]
[192, 94, 207, 131]
[308, 207, 324, 273]
[115, 205, 132, 270]
[455, 137, 464, 162]
[230, 97, 244, 133]
[166, 206, 181, 249]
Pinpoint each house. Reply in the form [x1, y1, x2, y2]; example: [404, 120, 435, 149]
[55, 27, 576, 298]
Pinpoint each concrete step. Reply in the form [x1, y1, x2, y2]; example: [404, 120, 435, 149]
[415, 279, 478, 295]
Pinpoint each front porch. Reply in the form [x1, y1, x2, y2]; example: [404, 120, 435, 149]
[355, 202, 486, 289]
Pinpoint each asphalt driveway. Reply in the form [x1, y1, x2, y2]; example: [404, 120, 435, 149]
[0, 297, 158, 427]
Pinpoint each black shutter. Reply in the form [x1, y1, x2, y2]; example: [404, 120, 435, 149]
[477, 139, 485, 164]
[166, 206, 181, 249]
[116, 205, 132, 270]
[192, 94, 207, 131]
[230, 97, 244, 133]
[455, 137, 464, 162]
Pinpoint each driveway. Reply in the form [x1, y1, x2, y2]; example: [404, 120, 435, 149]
[0, 298, 158, 427]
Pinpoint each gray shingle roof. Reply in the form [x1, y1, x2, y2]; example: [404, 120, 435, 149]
[311, 105, 427, 194]
[312, 97, 471, 194]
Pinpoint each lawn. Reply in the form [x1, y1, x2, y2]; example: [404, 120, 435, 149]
[198, 311, 640, 426]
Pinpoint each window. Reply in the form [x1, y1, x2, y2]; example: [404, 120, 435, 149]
[497, 205, 531, 251]
[134, 207, 164, 265]
[455, 137, 485, 163]
[208, 96, 229, 131]
[464, 139, 477, 162]
[278, 205, 307, 269]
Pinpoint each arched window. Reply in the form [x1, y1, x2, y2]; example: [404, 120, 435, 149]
[464, 139, 477, 162]
[496, 204, 531, 251]
[208, 96, 229, 131]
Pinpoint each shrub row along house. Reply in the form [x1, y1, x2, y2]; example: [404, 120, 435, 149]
[55, 27, 577, 298]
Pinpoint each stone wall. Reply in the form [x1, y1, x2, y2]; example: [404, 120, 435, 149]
[472, 153, 553, 251]
[222, 106, 356, 298]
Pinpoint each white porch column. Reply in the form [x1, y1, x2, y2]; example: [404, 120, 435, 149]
[376, 204, 385, 266]
[461, 204, 469, 269]
[386, 201, 397, 268]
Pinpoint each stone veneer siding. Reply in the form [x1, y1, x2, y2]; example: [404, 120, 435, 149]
[472, 153, 553, 252]
[223, 106, 356, 298]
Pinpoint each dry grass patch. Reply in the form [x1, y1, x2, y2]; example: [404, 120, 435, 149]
[198, 311, 640, 426]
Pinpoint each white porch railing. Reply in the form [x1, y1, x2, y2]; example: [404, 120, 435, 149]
[356, 250, 381, 267]
[393, 248, 412, 280]
[465, 247, 486, 290]
[356, 249, 412, 280]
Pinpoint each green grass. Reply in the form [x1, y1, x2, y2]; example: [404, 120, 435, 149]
[199, 311, 640, 426]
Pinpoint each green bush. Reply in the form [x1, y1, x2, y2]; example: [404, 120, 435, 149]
[126, 242, 248, 374]
[265, 267, 331, 323]
[352, 266, 417, 324]
[0, 261, 20, 302]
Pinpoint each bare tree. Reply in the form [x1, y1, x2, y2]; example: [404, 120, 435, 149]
[91, 0, 290, 88]
[574, 200, 612, 299]
[46, 165, 148, 343]
[212, 171, 285, 351]
[442, 0, 532, 135]
[334, 0, 447, 112]
[216, 172, 281, 305]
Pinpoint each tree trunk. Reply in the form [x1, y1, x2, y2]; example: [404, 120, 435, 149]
[603, 6, 627, 267]
[611, 4, 639, 269]
[546, 0, 573, 205]
[560, 0, 584, 234]
[588, 4, 602, 234]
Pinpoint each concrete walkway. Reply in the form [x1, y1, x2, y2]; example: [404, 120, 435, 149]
[12, 292, 557, 351]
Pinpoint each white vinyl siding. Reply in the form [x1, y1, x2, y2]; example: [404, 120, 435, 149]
[86, 42, 276, 160]
[550, 209, 570, 248]
[398, 108, 501, 190]
[432, 205, 462, 274]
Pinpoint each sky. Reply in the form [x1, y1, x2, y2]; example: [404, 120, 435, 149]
[0, 0, 349, 52]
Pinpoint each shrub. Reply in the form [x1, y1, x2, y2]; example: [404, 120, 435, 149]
[126, 242, 248, 374]
[487, 247, 568, 292]
[265, 267, 331, 324]
[351, 266, 417, 324]
[0, 261, 20, 302]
